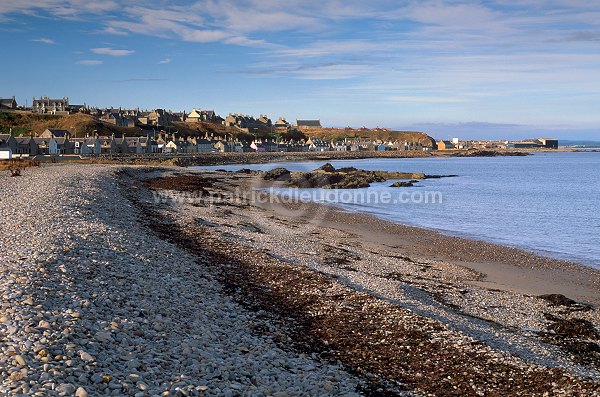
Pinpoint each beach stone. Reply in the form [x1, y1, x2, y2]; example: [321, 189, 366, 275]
[14, 355, 26, 367]
[75, 387, 88, 397]
[56, 383, 76, 395]
[38, 320, 51, 329]
[95, 331, 113, 343]
[80, 351, 95, 362]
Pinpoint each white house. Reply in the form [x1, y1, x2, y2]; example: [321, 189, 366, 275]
[49, 138, 69, 154]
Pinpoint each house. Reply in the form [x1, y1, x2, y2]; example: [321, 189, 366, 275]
[145, 109, 179, 126]
[186, 109, 220, 123]
[71, 137, 101, 155]
[98, 136, 118, 154]
[139, 136, 159, 153]
[155, 136, 167, 153]
[214, 140, 232, 153]
[111, 136, 128, 153]
[101, 112, 135, 128]
[15, 137, 39, 155]
[538, 138, 559, 149]
[225, 114, 271, 131]
[196, 138, 213, 153]
[177, 140, 196, 153]
[33, 138, 50, 154]
[40, 129, 72, 139]
[274, 118, 290, 133]
[231, 141, 245, 153]
[437, 140, 455, 150]
[0, 134, 18, 154]
[332, 142, 350, 151]
[262, 140, 279, 152]
[164, 140, 179, 153]
[283, 140, 309, 152]
[250, 141, 266, 152]
[0, 96, 18, 110]
[297, 119, 321, 132]
[49, 137, 70, 154]
[32, 97, 69, 114]
[306, 138, 330, 152]
[68, 104, 87, 113]
[125, 137, 146, 154]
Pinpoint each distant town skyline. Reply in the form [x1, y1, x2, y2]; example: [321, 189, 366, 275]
[1, 1, 599, 140]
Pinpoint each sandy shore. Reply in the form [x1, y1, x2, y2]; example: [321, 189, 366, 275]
[138, 167, 600, 395]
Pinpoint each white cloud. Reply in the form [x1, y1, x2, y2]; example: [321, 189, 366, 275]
[102, 26, 128, 35]
[158, 58, 171, 64]
[91, 47, 135, 56]
[32, 37, 55, 44]
[77, 60, 103, 65]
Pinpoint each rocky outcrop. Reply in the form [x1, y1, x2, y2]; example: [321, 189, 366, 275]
[318, 163, 336, 172]
[263, 167, 291, 181]
[264, 164, 451, 189]
[390, 180, 419, 187]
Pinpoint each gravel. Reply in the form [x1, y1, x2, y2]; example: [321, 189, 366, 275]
[0, 164, 363, 396]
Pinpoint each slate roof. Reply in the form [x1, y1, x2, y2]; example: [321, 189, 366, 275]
[297, 119, 321, 127]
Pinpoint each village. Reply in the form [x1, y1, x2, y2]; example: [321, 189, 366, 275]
[0, 96, 558, 159]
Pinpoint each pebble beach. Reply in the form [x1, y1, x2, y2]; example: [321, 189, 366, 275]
[0, 165, 362, 396]
[1, 164, 599, 396]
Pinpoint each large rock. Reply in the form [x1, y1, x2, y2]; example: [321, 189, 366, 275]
[318, 163, 336, 172]
[390, 181, 416, 187]
[263, 168, 291, 181]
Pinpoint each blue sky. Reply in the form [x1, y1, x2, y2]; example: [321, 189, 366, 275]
[0, 0, 599, 139]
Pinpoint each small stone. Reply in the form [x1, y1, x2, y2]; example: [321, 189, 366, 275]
[91, 373, 103, 384]
[57, 383, 76, 395]
[38, 320, 51, 329]
[14, 355, 26, 367]
[127, 359, 141, 369]
[95, 331, 113, 343]
[9, 372, 24, 381]
[23, 298, 34, 306]
[80, 351, 95, 362]
[0, 316, 8, 323]
[75, 387, 88, 397]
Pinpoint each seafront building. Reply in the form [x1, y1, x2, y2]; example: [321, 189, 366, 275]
[1, 93, 558, 157]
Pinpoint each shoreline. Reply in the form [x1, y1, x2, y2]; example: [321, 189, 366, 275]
[255, 195, 600, 305]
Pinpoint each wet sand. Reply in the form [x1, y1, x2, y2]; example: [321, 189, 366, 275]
[253, 184, 600, 306]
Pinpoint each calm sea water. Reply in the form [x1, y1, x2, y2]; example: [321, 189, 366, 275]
[195, 152, 600, 269]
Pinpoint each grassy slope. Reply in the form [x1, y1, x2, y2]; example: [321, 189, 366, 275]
[0, 112, 143, 137]
[304, 128, 437, 147]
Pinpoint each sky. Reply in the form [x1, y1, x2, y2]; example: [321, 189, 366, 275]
[0, 0, 599, 140]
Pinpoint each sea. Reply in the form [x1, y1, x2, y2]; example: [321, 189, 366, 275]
[195, 152, 600, 269]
